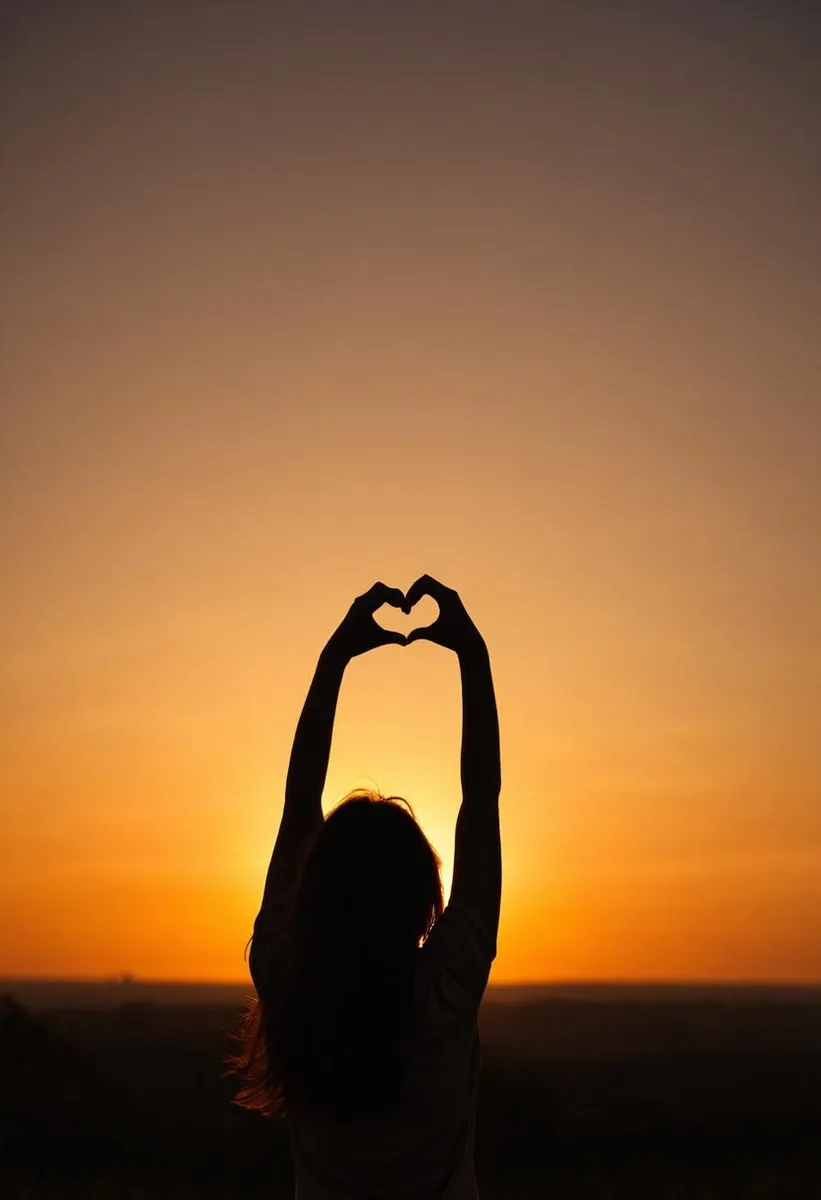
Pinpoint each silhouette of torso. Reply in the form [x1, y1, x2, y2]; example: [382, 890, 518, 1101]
[253, 899, 495, 1200]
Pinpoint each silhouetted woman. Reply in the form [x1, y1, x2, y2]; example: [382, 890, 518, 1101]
[236, 575, 502, 1200]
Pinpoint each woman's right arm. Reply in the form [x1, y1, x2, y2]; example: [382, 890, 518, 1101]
[452, 634, 502, 922]
[405, 576, 502, 934]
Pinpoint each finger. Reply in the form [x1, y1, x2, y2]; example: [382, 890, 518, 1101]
[363, 581, 406, 612]
[403, 574, 451, 612]
[382, 586, 407, 609]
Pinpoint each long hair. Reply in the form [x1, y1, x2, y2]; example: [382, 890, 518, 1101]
[232, 790, 443, 1119]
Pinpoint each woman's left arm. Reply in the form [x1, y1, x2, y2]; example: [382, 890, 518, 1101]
[258, 582, 407, 909]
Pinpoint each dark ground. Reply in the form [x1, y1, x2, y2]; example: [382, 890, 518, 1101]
[2, 985, 820, 1198]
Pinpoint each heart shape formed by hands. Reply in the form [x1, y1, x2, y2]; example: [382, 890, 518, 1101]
[374, 593, 440, 640]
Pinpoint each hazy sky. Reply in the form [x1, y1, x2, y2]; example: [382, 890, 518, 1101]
[2, 1, 820, 982]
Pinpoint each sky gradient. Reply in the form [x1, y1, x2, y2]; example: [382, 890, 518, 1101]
[2, 1, 820, 982]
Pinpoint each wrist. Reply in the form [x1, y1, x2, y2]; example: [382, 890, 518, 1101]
[320, 637, 351, 672]
[456, 630, 488, 665]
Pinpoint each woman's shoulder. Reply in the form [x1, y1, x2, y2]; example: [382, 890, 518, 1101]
[418, 898, 497, 1014]
[249, 892, 293, 992]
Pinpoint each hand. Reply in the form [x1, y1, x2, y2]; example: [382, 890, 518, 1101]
[326, 581, 408, 660]
[403, 574, 483, 655]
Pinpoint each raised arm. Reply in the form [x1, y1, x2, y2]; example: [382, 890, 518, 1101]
[258, 582, 407, 910]
[405, 576, 502, 930]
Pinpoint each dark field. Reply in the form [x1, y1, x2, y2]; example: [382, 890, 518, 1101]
[2, 983, 821, 1198]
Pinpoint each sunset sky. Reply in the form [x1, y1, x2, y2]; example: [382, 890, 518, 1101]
[2, 2, 819, 984]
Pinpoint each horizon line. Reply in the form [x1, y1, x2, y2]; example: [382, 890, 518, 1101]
[3, 975, 821, 989]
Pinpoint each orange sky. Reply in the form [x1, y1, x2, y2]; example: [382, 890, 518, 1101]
[2, 3, 820, 983]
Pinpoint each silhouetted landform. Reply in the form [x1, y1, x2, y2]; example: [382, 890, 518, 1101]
[2, 986, 820, 1198]
[1, 977, 256, 1011]
[5, 976, 821, 1010]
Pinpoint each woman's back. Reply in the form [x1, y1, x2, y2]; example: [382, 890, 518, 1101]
[275, 898, 496, 1200]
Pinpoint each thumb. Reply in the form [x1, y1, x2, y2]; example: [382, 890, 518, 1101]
[377, 629, 407, 648]
[406, 627, 434, 646]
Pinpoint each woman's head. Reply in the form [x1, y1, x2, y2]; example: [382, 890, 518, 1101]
[297, 790, 443, 950]
[234, 790, 443, 1118]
